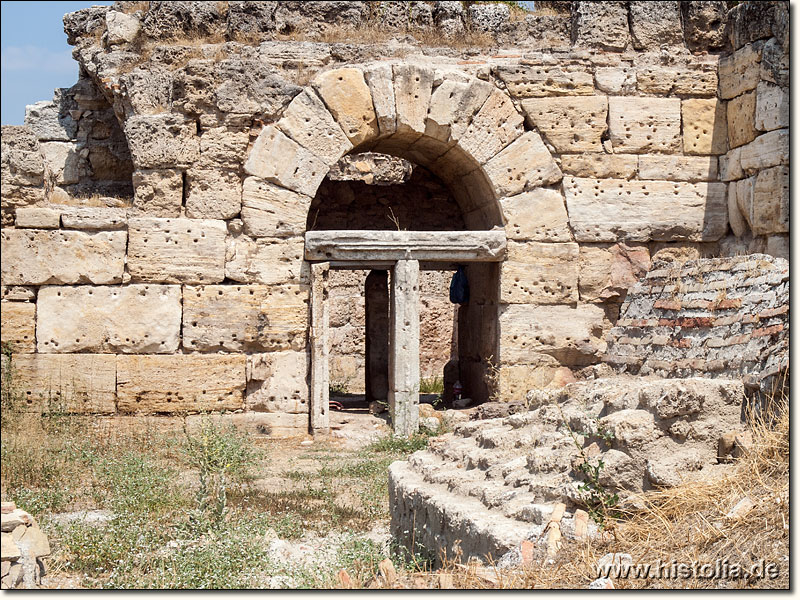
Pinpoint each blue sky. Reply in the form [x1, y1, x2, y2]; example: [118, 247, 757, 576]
[1, 1, 111, 125]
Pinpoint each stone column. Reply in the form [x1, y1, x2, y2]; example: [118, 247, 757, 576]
[365, 270, 390, 406]
[310, 262, 330, 433]
[389, 259, 420, 436]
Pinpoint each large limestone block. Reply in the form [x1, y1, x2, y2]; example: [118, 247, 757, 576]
[313, 68, 378, 146]
[127, 217, 226, 284]
[755, 81, 789, 132]
[246, 351, 309, 413]
[5, 354, 116, 413]
[0, 302, 35, 353]
[1, 125, 44, 186]
[426, 78, 493, 143]
[608, 98, 681, 153]
[36, 285, 181, 354]
[241, 177, 310, 238]
[682, 99, 727, 155]
[751, 166, 789, 235]
[498, 303, 609, 366]
[500, 189, 572, 242]
[521, 96, 608, 153]
[124, 114, 199, 169]
[277, 89, 352, 164]
[197, 126, 250, 169]
[718, 43, 762, 100]
[132, 169, 183, 217]
[183, 284, 308, 352]
[636, 68, 717, 97]
[495, 65, 594, 98]
[39, 141, 79, 185]
[243, 125, 327, 198]
[459, 90, 524, 165]
[363, 64, 397, 136]
[560, 154, 637, 179]
[638, 155, 717, 182]
[225, 236, 306, 285]
[572, 1, 630, 51]
[23, 99, 76, 142]
[563, 177, 728, 242]
[116, 354, 245, 413]
[726, 92, 757, 149]
[629, 1, 683, 49]
[1, 230, 126, 285]
[15, 207, 60, 229]
[578, 243, 650, 303]
[394, 64, 434, 137]
[484, 131, 562, 197]
[739, 129, 789, 174]
[500, 242, 579, 304]
[594, 67, 636, 95]
[60, 207, 127, 230]
[185, 168, 242, 219]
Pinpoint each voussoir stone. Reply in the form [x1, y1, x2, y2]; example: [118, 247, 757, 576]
[426, 78, 493, 143]
[1, 230, 125, 285]
[459, 90, 524, 164]
[484, 130, 562, 197]
[738, 129, 789, 174]
[394, 64, 435, 137]
[37, 285, 181, 354]
[277, 89, 352, 164]
[313, 68, 378, 146]
[127, 217, 226, 284]
[718, 43, 762, 100]
[521, 96, 608, 153]
[116, 354, 246, 414]
[183, 283, 308, 352]
[241, 177, 311, 238]
[563, 177, 728, 242]
[364, 64, 397, 136]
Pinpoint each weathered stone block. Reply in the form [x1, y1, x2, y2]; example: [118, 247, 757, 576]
[563, 177, 728, 242]
[313, 68, 378, 146]
[594, 67, 636, 95]
[246, 351, 309, 413]
[498, 361, 563, 400]
[1, 230, 125, 285]
[225, 236, 306, 285]
[560, 154, 637, 179]
[718, 43, 762, 100]
[197, 126, 250, 169]
[185, 168, 242, 219]
[754, 81, 789, 132]
[61, 207, 127, 230]
[0, 302, 35, 353]
[726, 92, 757, 149]
[1, 286, 36, 302]
[243, 125, 327, 197]
[4, 354, 116, 413]
[24, 100, 76, 142]
[132, 169, 183, 217]
[495, 65, 594, 98]
[608, 98, 681, 153]
[719, 147, 743, 182]
[394, 64, 434, 137]
[578, 243, 650, 303]
[1, 126, 44, 187]
[636, 68, 717, 97]
[459, 90, 524, 164]
[116, 354, 245, 413]
[37, 285, 181, 354]
[124, 114, 199, 169]
[739, 129, 789, 174]
[498, 303, 609, 366]
[727, 182, 748, 237]
[751, 166, 789, 235]
[629, 1, 683, 49]
[183, 283, 308, 352]
[39, 141, 79, 185]
[484, 131, 561, 197]
[500, 189, 572, 242]
[106, 9, 141, 44]
[363, 64, 397, 136]
[638, 155, 717, 182]
[572, 1, 630, 51]
[127, 217, 226, 284]
[15, 207, 60, 229]
[240, 177, 310, 238]
[501, 242, 578, 305]
[521, 96, 608, 153]
[426, 78, 493, 143]
[277, 89, 352, 164]
[682, 98, 727, 155]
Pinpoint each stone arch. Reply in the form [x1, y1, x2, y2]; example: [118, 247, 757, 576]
[242, 64, 563, 233]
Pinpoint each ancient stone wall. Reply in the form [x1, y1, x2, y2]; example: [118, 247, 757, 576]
[0, 1, 790, 430]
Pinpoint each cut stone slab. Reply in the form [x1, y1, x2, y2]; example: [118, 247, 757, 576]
[521, 96, 608, 153]
[116, 354, 246, 414]
[500, 189, 572, 242]
[246, 351, 309, 413]
[277, 89, 352, 164]
[225, 236, 306, 285]
[495, 65, 594, 98]
[754, 81, 789, 132]
[243, 125, 328, 197]
[0, 301, 36, 353]
[0, 230, 126, 285]
[459, 90, 524, 165]
[15, 207, 60, 229]
[608, 97, 681, 153]
[183, 284, 308, 352]
[60, 207, 128, 230]
[4, 354, 116, 413]
[636, 67, 717, 97]
[313, 68, 378, 146]
[563, 177, 728, 242]
[560, 154, 637, 179]
[36, 285, 181, 354]
[483, 131, 562, 197]
[240, 177, 311, 238]
[500, 242, 579, 305]
[638, 155, 718, 182]
[128, 217, 227, 284]
[394, 64, 434, 137]
[718, 43, 762, 100]
[739, 129, 789, 174]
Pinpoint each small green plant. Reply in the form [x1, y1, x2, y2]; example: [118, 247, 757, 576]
[329, 380, 350, 395]
[419, 376, 444, 396]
